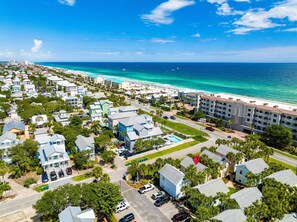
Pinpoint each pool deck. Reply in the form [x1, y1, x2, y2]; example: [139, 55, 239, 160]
[125, 138, 193, 161]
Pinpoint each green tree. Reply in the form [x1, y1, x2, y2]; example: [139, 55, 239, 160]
[191, 110, 205, 121]
[0, 182, 11, 199]
[82, 181, 122, 216]
[92, 166, 103, 180]
[33, 184, 81, 221]
[73, 151, 90, 170]
[95, 133, 111, 152]
[261, 124, 293, 149]
[69, 115, 82, 127]
[100, 151, 116, 164]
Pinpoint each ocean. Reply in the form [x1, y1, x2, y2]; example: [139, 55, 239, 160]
[37, 62, 297, 104]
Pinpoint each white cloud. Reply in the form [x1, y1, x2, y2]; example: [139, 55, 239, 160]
[150, 38, 175, 43]
[58, 0, 76, 6]
[201, 38, 217, 42]
[231, 0, 297, 34]
[31, 39, 43, 53]
[0, 50, 14, 58]
[136, 51, 144, 55]
[282, 27, 297, 32]
[141, 0, 195, 25]
[207, 0, 242, 15]
[192, 33, 201, 37]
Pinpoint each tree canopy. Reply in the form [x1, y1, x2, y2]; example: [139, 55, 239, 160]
[261, 124, 293, 149]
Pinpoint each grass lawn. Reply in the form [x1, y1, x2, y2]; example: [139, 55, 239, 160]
[34, 184, 49, 192]
[72, 173, 92, 182]
[126, 140, 199, 164]
[268, 157, 297, 173]
[174, 115, 189, 120]
[273, 148, 297, 161]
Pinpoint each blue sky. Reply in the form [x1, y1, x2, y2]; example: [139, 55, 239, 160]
[0, 0, 297, 62]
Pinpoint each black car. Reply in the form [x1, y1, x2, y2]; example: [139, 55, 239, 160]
[121, 150, 133, 158]
[172, 212, 190, 222]
[50, 171, 57, 181]
[154, 195, 171, 207]
[163, 116, 169, 120]
[170, 116, 176, 120]
[119, 213, 135, 222]
[41, 171, 49, 183]
[66, 167, 72, 175]
[58, 170, 65, 178]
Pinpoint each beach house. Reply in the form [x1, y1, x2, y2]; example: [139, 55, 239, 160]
[54, 110, 70, 126]
[216, 144, 244, 172]
[159, 164, 187, 199]
[180, 156, 208, 174]
[3, 119, 25, 135]
[108, 112, 138, 130]
[124, 120, 163, 151]
[38, 134, 70, 173]
[213, 209, 246, 222]
[75, 135, 95, 160]
[0, 132, 20, 163]
[89, 102, 103, 122]
[230, 187, 262, 210]
[266, 169, 297, 187]
[235, 158, 269, 185]
[32, 114, 48, 127]
[200, 149, 229, 178]
[194, 178, 229, 197]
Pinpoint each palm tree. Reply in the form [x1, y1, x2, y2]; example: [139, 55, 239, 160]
[227, 119, 234, 130]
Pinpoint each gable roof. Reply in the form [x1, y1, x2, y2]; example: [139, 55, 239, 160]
[195, 178, 229, 197]
[180, 156, 207, 172]
[58, 206, 95, 222]
[3, 119, 25, 133]
[231, 187, 262, 210]
[50, 134, 65, 142]
[266, 170, 297, 187]
[216, 144, 240, 156]
[0, 131, 17, 143]
[238, 158, 268, 174]
[213, 209, 246, 222]
[201, 150, 225, 165]
[119, 115, 146, 126]
[159, 164, 185, 186]
[75, 135, 95, 151]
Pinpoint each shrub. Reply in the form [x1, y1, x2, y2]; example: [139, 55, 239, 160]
[24, 177, 37, 188]
[36, 167, 43, 175]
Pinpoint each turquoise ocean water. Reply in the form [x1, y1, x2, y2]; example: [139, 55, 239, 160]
[38, 62, 297, 104]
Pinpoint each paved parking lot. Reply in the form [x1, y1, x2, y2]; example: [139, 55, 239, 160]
[114, 180, 172, 222]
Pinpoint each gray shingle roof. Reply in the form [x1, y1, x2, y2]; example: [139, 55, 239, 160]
[213, 209, 247, 222]
[180, 156, 207, 172]
[266, 170, 297, 187]
[195, 178, 229, 197]
[3, 119, 25, 133]
[216, 144, 240, 156]
[0, 131, 16, 143]
[75, 135, 95, 152]
[159, 164, 185, 186]
[119, 115, 146, 126]
[50, 134, 65, 142]
[201, 150, 225, 165]
[238, 158, 268, 174]
[231, 187, 262, 210]
[109, 112, 137, 120]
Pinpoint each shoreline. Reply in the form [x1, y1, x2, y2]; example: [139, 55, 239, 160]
[39, 63, 297, 106]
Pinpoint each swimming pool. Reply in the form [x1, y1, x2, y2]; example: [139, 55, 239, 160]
[168, 135, 182, 143]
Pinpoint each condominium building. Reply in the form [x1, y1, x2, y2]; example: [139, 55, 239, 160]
[196, 93, 297, 143]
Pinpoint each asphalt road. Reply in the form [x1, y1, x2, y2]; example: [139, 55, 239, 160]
[272, 153, 297, 166]
[115, 180, 171, 222]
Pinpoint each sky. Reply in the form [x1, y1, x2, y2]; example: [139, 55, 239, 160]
[0, 0, 297, 62]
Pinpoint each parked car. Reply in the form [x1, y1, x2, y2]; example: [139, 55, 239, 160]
[163, 116, 169, 120]
[41, 171, 49, 183]
[170, 116, 176, 120]
[121, 150, 133, 158]
[50, 171, 57, 181]
[66, 167, 72, 175]
[119, 213, 135, 222]
[138, 184, 155, 194]
[206, 126, 215, 131]
[151, 191, 166, 200]
[115, 147, 126, 155]
[115, 201, 129, 213]
[172, 212, 190, 222]
[227, 135, 232, 139]
[58, 170, 64, 178]
[154, 195, 171, 207]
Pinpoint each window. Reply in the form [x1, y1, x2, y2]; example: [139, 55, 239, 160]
[239, 169, 243, 175]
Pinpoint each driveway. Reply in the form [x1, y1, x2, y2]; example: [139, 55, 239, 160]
[114, 180, 171, 222]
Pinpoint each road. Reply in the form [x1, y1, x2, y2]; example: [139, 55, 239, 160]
[271, 152, 297, 166]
